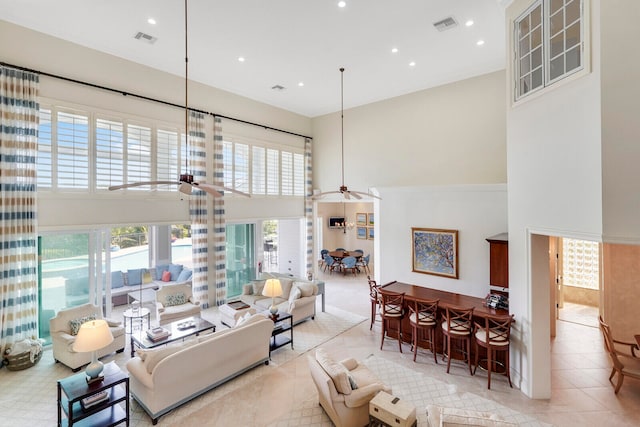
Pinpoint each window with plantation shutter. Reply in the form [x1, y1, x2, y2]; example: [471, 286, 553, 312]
[157, 129, 179, 184]
[37, 108, 53, 189]
[126, 124, 152, 188]
[293, 153, 304, 196]
[234, 143, 249, 194]
[95, 118, 124, 189]
[281, 151, 293, 196]
[252, 146, 266, 195]
[57, 111, 89, 189]
[223, 141, 233, 189]
[562, 238, 599, 290]
[266, 148, 279, 195]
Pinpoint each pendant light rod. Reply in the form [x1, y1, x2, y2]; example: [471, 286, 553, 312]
[340, 67, 345, 187]
[184, 0, 190, 175]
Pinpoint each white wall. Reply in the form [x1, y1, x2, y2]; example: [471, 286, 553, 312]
[277, 219, 305, 277]
[376, 185, 507, 298]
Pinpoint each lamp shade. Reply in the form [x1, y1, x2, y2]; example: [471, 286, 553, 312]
[262, 279, 283, 298]
[72, 319, 114, 353]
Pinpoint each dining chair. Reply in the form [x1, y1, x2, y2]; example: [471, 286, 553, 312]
[379, 288, 405, 353]
[441, 306, 474, 374]
[341, 256, 358, 276]
[319, 249, 329, 269]
[408, 297, 439, 363]
[367, 276, 381, 330]
[473, 314, 514, 389]
[598, 315, 640, 393]
[323, 255, 340, 274]
[334, 247, 346, 252]
[356, 254, 370, 274]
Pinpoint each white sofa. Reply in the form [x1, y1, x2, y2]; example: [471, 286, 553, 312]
[49, 303, 125, 371]
[110, 264, 193, 306]
[155, 282, 201, 325]
[240, 275, 318, 324]
[426, 404, 517, 426]
[126, 313, 273, 425]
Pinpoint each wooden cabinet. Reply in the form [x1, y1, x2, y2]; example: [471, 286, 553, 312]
[486, 233, 509, 292]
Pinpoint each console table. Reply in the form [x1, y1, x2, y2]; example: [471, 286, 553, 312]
[57, 361, 129, 427]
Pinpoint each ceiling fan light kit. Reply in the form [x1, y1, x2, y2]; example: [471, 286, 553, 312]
[313, 67, 380, 201]
[108, 0, 249, 199]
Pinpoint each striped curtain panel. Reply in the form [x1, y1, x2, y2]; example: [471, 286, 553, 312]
[0, 66, 39, 354]
[188, 111, 209, 309]
[212, 117, 227, 306]
[304, 137, 313, 277]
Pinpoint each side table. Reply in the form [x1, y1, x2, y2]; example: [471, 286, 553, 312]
[122, 307, 151, 334]
[269, 312, 293, 356]
[57, 361, 129, 426]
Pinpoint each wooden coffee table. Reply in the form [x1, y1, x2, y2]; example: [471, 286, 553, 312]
[130, 316, 216, 357]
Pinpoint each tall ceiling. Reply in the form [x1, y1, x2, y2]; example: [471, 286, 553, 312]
[1, 0, 508, 117]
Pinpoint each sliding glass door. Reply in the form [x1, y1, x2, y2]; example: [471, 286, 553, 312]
[226, 224, 255, 298]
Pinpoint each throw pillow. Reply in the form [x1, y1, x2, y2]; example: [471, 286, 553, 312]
[177, 268, 192, 282]
[348, 374, 358, 390]
[252, 280, 266, 296]
[279, 278, 293, 299]
[142, 269, 153, 284]
[127, 268, 143, 286]
[111, 271, 124, 289]
[69, 314, 97, 336]
[296, 282, 315, 297]
[315, 348, 352, 395]
[165, 292, 187, 307]
[161, 271, 172, 282]
[168, 264, 183, 281]
[234, 312, 253, 328]
[288, 286, 302, 304]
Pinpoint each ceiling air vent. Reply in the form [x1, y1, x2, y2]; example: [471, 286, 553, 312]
[433, 16, 458, 32]
[271, 85, 286, 91]
[134, 31, 158, 44]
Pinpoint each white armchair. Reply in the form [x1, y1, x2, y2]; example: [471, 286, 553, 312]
[308, 348, 391, 427]
[49, 303, 125, 371]
[155, 283, 201, 325]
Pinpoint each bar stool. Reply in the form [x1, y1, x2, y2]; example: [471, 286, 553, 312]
[408, 297, 439, 363]
[367, 276, 382, 330]
[473, 314, 514, 389]
[379, 288, 405, 353]
[441, 306, 474, 374]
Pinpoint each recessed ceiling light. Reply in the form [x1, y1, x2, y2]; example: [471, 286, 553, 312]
[465, 20, 474, 27]
[391, 47, 398, 53]
[409, 61, 416, 67]
[298, 82, 304, 87]
[238, 57, 245, 62]
[476, 40, 485, 46]
[147, 18, 156, 25]
[338, 1, 346, 8]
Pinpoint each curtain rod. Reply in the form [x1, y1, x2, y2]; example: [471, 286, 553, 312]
[0, 61, 313, 140]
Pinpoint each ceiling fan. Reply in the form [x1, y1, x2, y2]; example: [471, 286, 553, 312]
[109, 0, 249, 199]
[312, 68, 381, 201]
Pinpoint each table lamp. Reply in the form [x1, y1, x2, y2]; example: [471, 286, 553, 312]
[262, 278, 283, 316]
[72, 319, 114, 383]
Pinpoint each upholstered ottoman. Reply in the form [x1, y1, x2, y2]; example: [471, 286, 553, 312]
[219, 302, 256, 327]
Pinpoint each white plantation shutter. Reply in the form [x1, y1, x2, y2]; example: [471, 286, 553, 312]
[37, 108, 53, 188]
[157, 129, 179, 184]
[266, 148, 279, 195]
[223, 141, 233, 189]
[293, 152, 304, 196]
[562, 238, 599, 290]
[126, 124, 152, 188]
[281, 151, 293, 195]
[57, 111, 89, 188]
[234, 142, 249, 193]
[95, 118, 124, 189]
[252, 146, 265, 195]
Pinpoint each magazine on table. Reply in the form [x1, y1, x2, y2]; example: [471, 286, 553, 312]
[146, 326, 170, 341]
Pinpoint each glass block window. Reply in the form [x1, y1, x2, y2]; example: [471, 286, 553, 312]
[562, 238, 599, 289]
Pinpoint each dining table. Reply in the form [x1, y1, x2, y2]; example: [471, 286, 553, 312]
[328, 250, 364, 274]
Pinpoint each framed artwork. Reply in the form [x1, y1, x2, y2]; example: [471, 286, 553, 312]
[356, 213, 367, 226]
[367, 227, 374, 240]
[368, 213, 374, 226]
[411, 227, 458, 279]
[356, 226, 367, 239]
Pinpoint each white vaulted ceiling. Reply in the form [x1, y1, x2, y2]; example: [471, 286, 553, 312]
[0, 0, 508, 117]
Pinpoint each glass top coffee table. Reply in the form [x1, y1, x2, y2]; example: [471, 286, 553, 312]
[130, 316, 216, 357]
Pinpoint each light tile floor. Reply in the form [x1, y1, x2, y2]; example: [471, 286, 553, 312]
[2, 271, 639, 426]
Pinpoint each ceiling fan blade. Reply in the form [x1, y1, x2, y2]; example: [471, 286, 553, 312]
[343, 191, 351, 200]
[190, 182, 222, 197]
[350, 190, 382, 200]
[195, 182, 251, 198]
[312, 191, 341, 200]
[108, 181, 179, 191]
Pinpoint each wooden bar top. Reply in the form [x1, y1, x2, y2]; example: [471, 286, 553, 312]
[380, 281, 510, 318]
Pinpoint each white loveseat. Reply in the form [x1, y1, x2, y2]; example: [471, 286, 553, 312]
[126, 314, 273, 425]
[240, 275, 318, 324]
[49, 303, 125, 371]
